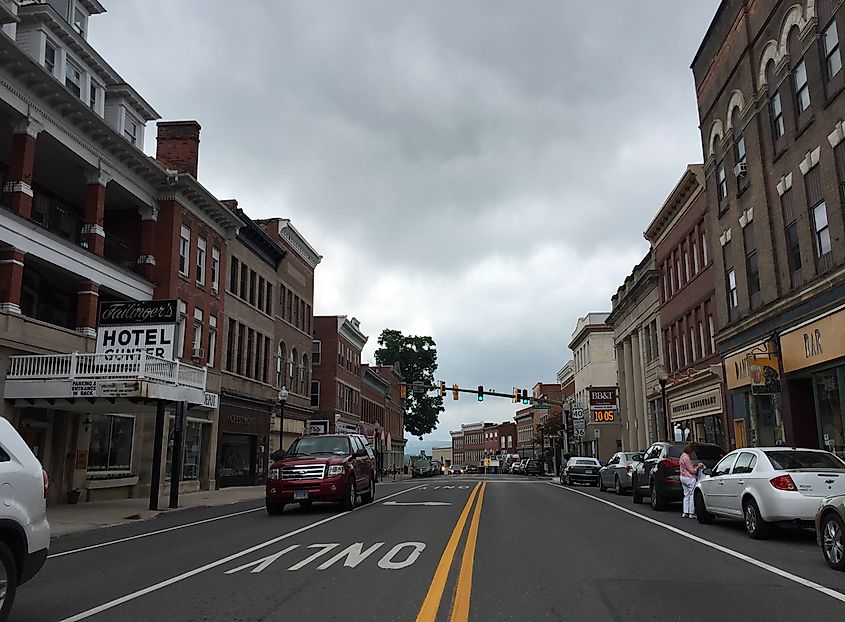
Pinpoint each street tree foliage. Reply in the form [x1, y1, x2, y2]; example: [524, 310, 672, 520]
[374, 329, 444, 438]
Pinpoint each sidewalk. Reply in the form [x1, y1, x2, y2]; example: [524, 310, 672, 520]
[47, 486, 265, 538]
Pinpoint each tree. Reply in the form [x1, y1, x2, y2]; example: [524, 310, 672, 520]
[374, 329, 444, 437]
[534, 413, 564, 473]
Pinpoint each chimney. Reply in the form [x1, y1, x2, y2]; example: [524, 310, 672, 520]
[156, 120, 201, 178]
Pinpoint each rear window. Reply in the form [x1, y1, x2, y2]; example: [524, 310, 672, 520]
[765, 451, 845, 470]
[576, 459, 597, 465]
[624, 453, 642, 461]
[667, 446, 684, 458]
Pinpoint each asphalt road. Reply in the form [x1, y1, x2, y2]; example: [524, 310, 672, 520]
[12, 475, 845, 621]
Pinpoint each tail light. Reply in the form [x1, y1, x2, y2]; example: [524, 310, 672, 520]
[42, 469, 49, 498]
[658, 458, 680, 470]
[626, 464, 634, 473]
[770, 474, 797, 491]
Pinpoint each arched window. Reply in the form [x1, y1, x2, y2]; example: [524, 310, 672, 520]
[766, 60, 785, 145]
[714, 135, 727, 208]
[788, 27, 811, 119]
[276, 342, 286, 388]
[301, 354, 309, 395]
[289, 347, 298, 392]
[731, 107, 748, 193]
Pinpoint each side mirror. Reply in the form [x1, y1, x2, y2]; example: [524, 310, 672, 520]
[355, 448, 368, 458]
[703, 468, 713, 477]
[270, 450, 285, 461]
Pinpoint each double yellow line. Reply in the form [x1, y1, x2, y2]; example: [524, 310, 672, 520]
[416, 482, 487, 622]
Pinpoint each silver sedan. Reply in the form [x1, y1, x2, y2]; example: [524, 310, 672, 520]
[695, 447, 845, 539]
[598, 451, 644, 495]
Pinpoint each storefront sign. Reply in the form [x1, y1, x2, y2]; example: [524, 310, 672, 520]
[592, 409, 616, 424]
[75, 449, 89, 470]
[97, 299, 178, 361]
[781, 307, 845, 372]
[307, 420, 329, 435]
[203, 392, 219, 409]
[668, 386, 722, 421]
[589, 388, 617, 409]
[335, 418, 359, 434]
[724, 340, 773, 389]
[228, 414, 257, 427]
[71, 379, 96, 397]
[748, 356, 782, 395]
[98, 380, 139, 397]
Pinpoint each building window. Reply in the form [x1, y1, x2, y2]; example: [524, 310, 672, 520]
[301, 354, 309, 394]
[689, 326, 696, 362]
[311, 381, 320, 407]
[44, 39, 56, 74]
[196, 237, 206, 286]
[313, 340, 321, 365]
[265, 284, 273, 315]
[229, 257, 238, 293]
[257, 278, 265, 313]
[166, 420, 202, 482]
[824, 21, 842, 79]
[794, 58, 811, 114]
[89, 82, 98, 111]
[72, 5, 88, 36]
[87, 415, 134, 472]
[179, 225, 190, 276]
[248, 270, 257, 306]
[734, 132, 748, 192]
[744, 225, 760, 308]
[236, 323, 245, 376]
[263, 335, 271, 382]
[208, 315, 217, 367]
[683, 251, 690, 282]
[727, 269, 737, 310]
[306, 304, 311, 334]
[699, 321, 706, 358]
[225, 319, 236, 372]
[176, 301, 187, 359]
[692, 240, 699, 274]
[668, 265, 674, 296]
[65, 59, 82, 97]
[192, 308, 203, 358]
[123, 113, 139, 144]
[676, 257, 682, 287]
[717, 163, 727, 203]
[770, 92, 785, 140]
[246, 328, 255, 378]
[289, 347, 298, 391]
[702, 231, 708, 265]
[813, 202, 832, 257]
[240, 263, 248, 299]
[708, 315, 716, 354]
[211, 247, 220, 293]
[276, 342, 287, 387]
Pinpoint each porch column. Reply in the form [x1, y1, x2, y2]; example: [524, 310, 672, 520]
[0, 248, 25, 314]
[76, 282, 99, 338]
[631, 330, 647, 451]
[623, 337, 637, 451]
[5, 117, 42, 219]
[137, 203, 158, 281]
[83, 169, 111, 256]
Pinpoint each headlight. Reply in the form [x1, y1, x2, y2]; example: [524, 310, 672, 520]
[327, 465, 344, 477]
[268, 468, 281, 480]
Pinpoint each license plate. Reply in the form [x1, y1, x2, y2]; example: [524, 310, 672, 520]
[293, 490, 309, 500]
[585, 469, 593, 474]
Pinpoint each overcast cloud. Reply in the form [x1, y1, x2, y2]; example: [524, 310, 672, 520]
[91, 1, 719, 441]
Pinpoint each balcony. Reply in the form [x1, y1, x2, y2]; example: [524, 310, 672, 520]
[104, 232, 138, 271]
[5, 352, 209, 410]
[31, 190, 85, 248]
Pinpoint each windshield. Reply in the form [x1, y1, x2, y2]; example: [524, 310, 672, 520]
[414, 459, 430, 467]
[287, 436, 349, 456]
[765, 451, 845, 470]
[575, 459, 597, 465]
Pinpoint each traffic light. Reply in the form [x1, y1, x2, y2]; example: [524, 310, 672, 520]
[513, 387, 519, 403]
[439, 381, 446, 398]
[452, 384, 459, 400]
[400, 382, 407, 399]
[521, 389, 529, 404]
[477, 385, 484, 402]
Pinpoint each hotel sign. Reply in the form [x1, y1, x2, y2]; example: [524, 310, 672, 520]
[96, 300, 178, 360]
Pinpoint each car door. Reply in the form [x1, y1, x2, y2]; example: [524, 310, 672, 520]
[601, 454, 618, 486]
[640, 444, 662, 491]
[724, 451, 757, 517]
[361, 436, 376, 482]
[349, 437, 364, 488]
[701, 453, 739, 515]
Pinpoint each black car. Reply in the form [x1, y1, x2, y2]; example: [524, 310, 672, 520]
[465, 464, 479, 474]
[524, 459, 542, 476]
[632, 441, 725, 510]
[412, 458, 433, 478]
[563, 457, 601, 485]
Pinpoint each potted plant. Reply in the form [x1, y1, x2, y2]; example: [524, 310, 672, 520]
[66, 488, 81, 505]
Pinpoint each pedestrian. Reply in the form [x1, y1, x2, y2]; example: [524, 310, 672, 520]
[679, 443, 704, 519]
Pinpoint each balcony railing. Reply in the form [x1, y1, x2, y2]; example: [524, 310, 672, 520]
[8, 352, 207, 391]
[104, 233, 138, 271]
[31, 190, 86, 248]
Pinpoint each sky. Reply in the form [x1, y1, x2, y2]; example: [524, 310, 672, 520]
[90, 1, 720, 443]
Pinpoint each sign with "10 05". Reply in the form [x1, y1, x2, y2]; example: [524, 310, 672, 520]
[592, 410, 616, 423]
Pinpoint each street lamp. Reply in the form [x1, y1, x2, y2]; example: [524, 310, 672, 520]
[278, 386, 289, 452]
[657, 370, 670, 442]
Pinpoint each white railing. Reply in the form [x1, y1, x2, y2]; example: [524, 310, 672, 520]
[8, 352, 207, 390]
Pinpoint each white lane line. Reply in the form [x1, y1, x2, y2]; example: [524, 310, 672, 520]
[382, 501, 451, 506]
[58, 484, 427, 622]
[48, 506, 263, 559]
[548, 482, 845, 605]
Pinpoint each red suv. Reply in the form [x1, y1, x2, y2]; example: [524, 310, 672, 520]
[266, 433, 376, 515]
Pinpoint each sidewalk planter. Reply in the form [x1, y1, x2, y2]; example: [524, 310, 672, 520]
[66, 489, 81, 505]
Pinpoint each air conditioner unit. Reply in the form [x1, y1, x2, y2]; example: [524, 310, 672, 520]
[734, 161, 747, 177]
[192, 347, 204, 359]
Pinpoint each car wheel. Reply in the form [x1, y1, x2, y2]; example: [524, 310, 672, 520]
[821, 512, 845, 571]
[650, 481, 667, 511]
[361, 477, 376, 504]
[743, 497, 770, 540]
[614, 476, 623, 496]
[341, 478, 357, 511]
[266, 499, 285, 516]
[0, 541, 18, 622]
[599, 476, 607, 492]
[632, 475, 643, 504]
[694, 490, 714, 524]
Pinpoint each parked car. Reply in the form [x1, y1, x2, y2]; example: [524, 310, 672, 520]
[694, 447, 845, 539]
[598, 451, 644, 494]
[816, 493, 845, 571]
[562, 457, 602, 486]
[430, 460, 444, 476]
[465, 464, 479, 474]
[510, 461, 524, 475]
[265, 433, 376, 514]
[412, 458, 433, 478]
[524, 459, 542, 476]
[632, 441, 724, 510]
[448, 464, 463, 475]
[0, 417, 50, 622]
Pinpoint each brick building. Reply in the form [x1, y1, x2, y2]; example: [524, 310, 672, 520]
[459, 422, 487, 466]
[0, 2, 243, 504]
[693, 0, 845, 455]
[515, 407, 536, 459]
[374, 363, 406, 471]
[482, 422, 499, 461]
[497, 421, 517, 455]
[360, 364, 389, 473]
[644, 166, 723, 448]
[311, 316, 367, 435]
[450, 429, 464, 466]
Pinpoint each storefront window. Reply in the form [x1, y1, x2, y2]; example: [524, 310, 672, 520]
[87, 415, 134, 472]
[816, 371, 844, 457]
[219, 434, 256, 484]
[166, 420, 203, 481]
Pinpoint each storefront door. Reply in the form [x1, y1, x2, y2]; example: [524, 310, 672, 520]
[814, 368, 844, 458]
[219, 434, 257, 487]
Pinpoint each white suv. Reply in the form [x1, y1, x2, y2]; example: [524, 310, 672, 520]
[0, 417, 50, 621]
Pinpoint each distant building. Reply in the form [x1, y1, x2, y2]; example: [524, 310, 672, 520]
[450, 429, 464, 466]
[431, 445, 452, 467]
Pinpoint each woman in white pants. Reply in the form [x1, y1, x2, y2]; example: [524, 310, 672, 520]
[679, 443, 703, 518]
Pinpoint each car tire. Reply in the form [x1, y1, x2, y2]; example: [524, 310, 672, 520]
[632, 475, 643, 504]
[341, 478, 357, 511]
[361, 477, 376, 504]
[694, 490, 714, 524]
[0, 541, 18, 622]
[599, 476, 607, 492]
[614, 476, 623, 496]
[650, 480, 667, 511]
[266, 499, 285, 516]
[743, 497, 770, 540]
[298, 501, 312, 510]
[821, 512, 845, 571]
